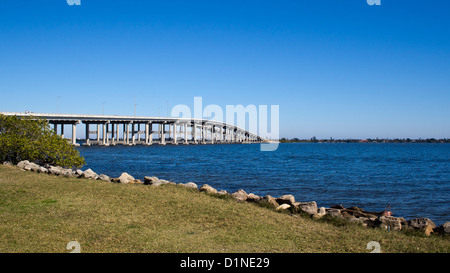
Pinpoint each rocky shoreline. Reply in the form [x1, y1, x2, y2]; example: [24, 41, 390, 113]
[7, 160, 450, 236]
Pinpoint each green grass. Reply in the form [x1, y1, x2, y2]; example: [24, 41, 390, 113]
[0, 165, 448, 253]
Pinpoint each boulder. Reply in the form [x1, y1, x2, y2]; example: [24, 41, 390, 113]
[48, 166, 63, 176]
[276, 204, 291, 211]
[313, 207, 327, 219]
[348, 217, 373, 228]
[341, 211, 356, 220]
[150, 180, 163, 186]
[294, 201, 318, 216]
[144, 176, 161, 185]
[38, 166, 48, 174]
[326, 208, 342, 218]
[17, 160, 30, 169]
[81, 168, 99, 180]
[180, 182, 198, 190]
[21, 161, 40, 172]
[199, 184, 218, 194]
[259, 195, 279, 209]
[218, 190, 228, 195]
[232, 189, 248, 202]
[118, 172, 135, 184]
[2, 161, 13, 166]
[434, 222, 450, 235]
[75, 169, 84, 177]
[276, 195, 295, 206]
[377, 216, 404, 231]
[98, 174, 111, 182]
[246, 193, 262, 203]
[60, 168, 74, 177]
[408, 218, 436, 236]
[159, 179, 172, 185]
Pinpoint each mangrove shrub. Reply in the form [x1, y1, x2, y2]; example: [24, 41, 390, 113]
[0, 114, 85, 168]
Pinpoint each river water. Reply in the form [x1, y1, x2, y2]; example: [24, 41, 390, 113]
[76, 143, 450, 225]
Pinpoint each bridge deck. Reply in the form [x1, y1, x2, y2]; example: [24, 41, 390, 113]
[0, 112, 266, 146]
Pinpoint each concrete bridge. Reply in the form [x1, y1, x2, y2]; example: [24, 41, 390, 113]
[0, 112, 267, 146]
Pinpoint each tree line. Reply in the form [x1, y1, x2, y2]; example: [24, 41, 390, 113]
[278, 137, 450, 143]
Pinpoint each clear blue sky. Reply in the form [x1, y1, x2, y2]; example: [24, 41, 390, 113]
[0, 0, 449, 139]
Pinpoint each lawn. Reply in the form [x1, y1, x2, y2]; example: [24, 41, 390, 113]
[0, 165, 448, 253]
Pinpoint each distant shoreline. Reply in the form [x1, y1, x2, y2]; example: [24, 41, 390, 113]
[277, 138, 450, 144]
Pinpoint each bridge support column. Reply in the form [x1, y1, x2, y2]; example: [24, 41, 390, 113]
[137, 124, 141, 142]
[85, 123, 90, 145]
[110, 123, 115, 145]
[145, 122, 150, 145]
[126, 123, 130, 145]
[192, 123, 197, 144]
[116, 124, 119, 143]
[184, 123, 188, 145]
[149, 123, 154, 144]
[201, 124, 206, 144]
[102, 123, 109, 146]
[159, 123, 166, 145]
[71, 121, 80, 146]
[131, 122, 136, 145]
[173, 123, 178, 145]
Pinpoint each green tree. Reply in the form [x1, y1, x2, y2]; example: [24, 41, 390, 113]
[0, 114, 85, 168]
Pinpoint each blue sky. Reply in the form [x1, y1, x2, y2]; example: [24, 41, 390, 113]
[0, 0, 449, 139]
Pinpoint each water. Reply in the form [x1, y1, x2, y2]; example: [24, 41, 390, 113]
[76, 143, 450, 225]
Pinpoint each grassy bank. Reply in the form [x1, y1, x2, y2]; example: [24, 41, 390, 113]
[0, 165, 448, 253]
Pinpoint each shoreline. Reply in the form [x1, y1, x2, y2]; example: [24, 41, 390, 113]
[7, 160, 450, 237]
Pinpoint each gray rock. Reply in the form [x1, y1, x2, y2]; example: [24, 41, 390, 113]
[232, 189, 248, 202]
[22, 161, 40, 172]
[2, 161, 13, 166]
[17, 160, 30, 169]
[38, 166, 48, 174]
[434, 222, 450, 235]
[326, 208, 342, 218]
[150, 180, 163, 186]
[144, 176, 160, 185]
[180, 182, 198, 190]
[98, 174, 111, 182]
[118, 172, 135, 184]
[75, 169, 84, 177]
[82, 168, 99, 180]
[246, 193, 261, 202]
[259, 195, 279, 209]
[60, 168, 74, 177]
[159, 179, 171, 184]
[313, 207, 327, 219]
[48, 166, 63, 175]
[294, 201, 318, 216]
[217, 190, 228, 195]
[199, 184, 218, 194]
[408, 218, 436, 235]
[377, 216, 404, 231]
[276, 204, 291, 211]
[348, 217, 374, 228]
[276, 195, 296, 206]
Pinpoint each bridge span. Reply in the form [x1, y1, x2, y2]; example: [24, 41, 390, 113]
[1, 112, 267, 146]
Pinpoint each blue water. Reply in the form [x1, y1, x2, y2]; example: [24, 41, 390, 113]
[76, 143, 450, 225]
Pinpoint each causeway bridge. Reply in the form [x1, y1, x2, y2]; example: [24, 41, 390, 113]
[1, 112, 267, 146]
